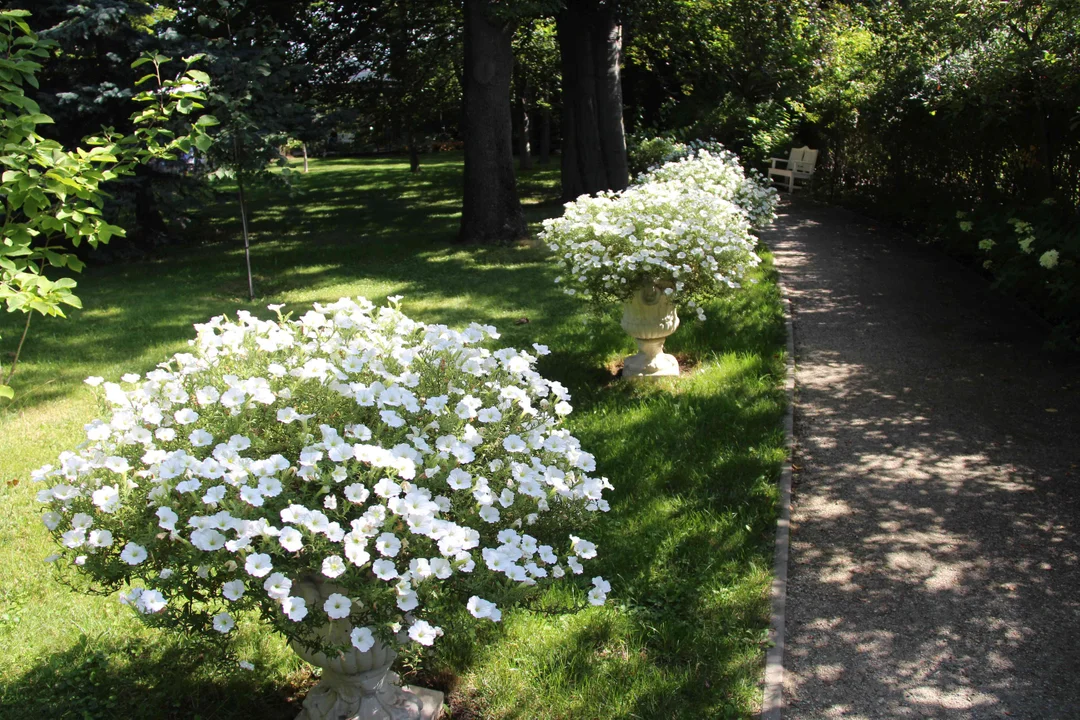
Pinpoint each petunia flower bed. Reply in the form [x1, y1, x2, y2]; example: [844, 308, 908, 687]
[542, 182, 761, 325]
[33, 297, 611, 662]
[635, 149, 779, 231]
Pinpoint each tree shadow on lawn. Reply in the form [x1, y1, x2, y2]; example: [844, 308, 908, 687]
[0, 634, 308, 720]
[0, 244, 591, 412]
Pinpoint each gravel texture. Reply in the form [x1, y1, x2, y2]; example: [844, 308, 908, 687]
[763, 199, 1080, 719]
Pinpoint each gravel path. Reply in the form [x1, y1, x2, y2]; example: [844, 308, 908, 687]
[763, 199, 1080, 719]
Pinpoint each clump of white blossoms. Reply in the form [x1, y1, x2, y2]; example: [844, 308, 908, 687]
[542, 157, 769, 321]
[35, 297, 611, 655]
[636, 149, 779, 230]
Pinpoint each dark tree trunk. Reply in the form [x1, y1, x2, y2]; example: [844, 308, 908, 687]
[458, 0, 526, 244]
[556, 0, 628, 201]
[538, 106, 551, 164]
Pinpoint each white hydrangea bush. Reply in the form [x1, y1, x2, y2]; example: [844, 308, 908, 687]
[34, 297, 612, 656]
[636, 149, 779, 230]
[541, 176, 762, 322]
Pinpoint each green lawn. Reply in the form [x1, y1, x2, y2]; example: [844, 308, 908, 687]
[0, 154, 786, 719]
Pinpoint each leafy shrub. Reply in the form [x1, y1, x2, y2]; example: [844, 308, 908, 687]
[35, 297, 611, 660]
[956, 202, 1079, 347]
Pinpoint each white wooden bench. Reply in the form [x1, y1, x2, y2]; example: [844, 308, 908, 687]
[768, 146, 818, 192]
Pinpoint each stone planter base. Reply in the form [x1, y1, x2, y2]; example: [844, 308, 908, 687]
[291, 579, 443, 720]
[621, 284, 681, 379]
[622, 338, 680, 377]
[296, 667, 443, 720]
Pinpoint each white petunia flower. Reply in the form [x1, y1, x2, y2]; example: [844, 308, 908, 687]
[374, 533, 401, 557]
[344, 483, 370, 504]
[92, 485, 121, 513]
[88, 529, 114, 548]
[174, 408, 199, 425]
[156, 506, 178, 531]
[120, 542, 148, 565]
[466, 595, 502, 622]
[322, 555, 347, 578]
[502, 435, 527, 453]
[263, 572, 292, 600]
[213, 612, 236, 633]
[104, 456, 131, 474]
[222, 579, 246, 601]
[407, 619, 442, 646]
[281, 596, 308, 622]
[240, 485, 264, 507]
[279, 526, 304, 552]
[136, 589, 167, 614]
[350, 626, 375, 652]
[42, 512, 62, 531]
[323, 593, 352, 620]
[372, 559, 397, 581]
[245, 553, 273, 577]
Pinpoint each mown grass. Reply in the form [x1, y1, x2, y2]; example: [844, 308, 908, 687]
[0, 153, 786, 719]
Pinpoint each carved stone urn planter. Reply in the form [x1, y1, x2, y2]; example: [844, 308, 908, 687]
[620, 283, 680, 378]
[290, 579, 443, 720]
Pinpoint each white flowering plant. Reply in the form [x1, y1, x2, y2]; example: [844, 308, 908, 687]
[542, 162, 767, 321]
[636, 149, 779, 230]
[34, 297, 612, 658]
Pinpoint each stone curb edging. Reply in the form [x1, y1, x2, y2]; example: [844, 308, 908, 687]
[761, 282, 796, 720]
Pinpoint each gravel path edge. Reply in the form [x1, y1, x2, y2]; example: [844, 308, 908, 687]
[761, 282, 796, 720]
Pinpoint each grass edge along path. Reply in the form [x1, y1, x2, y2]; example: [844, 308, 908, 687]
[0, 155, 787, 720]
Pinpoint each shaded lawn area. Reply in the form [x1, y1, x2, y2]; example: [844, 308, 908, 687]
[0, 153, 786, 719]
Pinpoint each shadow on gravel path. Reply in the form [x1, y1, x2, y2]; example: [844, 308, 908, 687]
[765, 198, 1080, 719]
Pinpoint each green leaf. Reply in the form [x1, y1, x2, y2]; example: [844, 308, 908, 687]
[0, 385, 13, 400]
[194, 134, 213, 152]
[195, 114, 220, 127]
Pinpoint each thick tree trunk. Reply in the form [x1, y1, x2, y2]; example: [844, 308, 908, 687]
[458, 0, 526, 244]
[538, 106, 551, 164]
[556, 0, 628, 201]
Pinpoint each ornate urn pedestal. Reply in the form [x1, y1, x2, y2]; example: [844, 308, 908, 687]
[620, 283, 680, 378]
[290, 579, 443, 720]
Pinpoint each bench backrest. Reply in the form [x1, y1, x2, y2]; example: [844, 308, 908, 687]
[789, 146, 818, 175]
